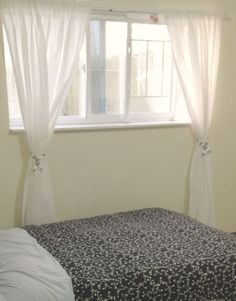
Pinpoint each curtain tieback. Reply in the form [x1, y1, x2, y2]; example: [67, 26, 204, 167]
[198, 140, 211, 156]
[32, 153, 46, 172]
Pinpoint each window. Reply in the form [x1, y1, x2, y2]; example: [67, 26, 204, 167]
[4, 11, 189, 131]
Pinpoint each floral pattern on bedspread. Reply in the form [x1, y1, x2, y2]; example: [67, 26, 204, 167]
[25, 208, 236, 301]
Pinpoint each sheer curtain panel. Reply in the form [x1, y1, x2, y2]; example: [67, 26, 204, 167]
[165, 13, 222, 226]
[2, 0, 89, 225]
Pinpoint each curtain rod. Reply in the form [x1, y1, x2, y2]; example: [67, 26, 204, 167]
[87, 4, 224, 15]
[84, 4, 229, 20]
[90, 7, 229, 21]
[1, 0, 229, 20]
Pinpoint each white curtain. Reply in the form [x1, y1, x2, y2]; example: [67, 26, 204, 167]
[165, 13, 222, 226]
[2, 0, 89, 225]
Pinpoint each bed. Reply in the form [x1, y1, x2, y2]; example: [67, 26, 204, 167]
[1, 208, 236, 300]
[0, 227, 74, 301]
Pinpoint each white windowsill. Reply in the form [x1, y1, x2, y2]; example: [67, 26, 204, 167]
[9, 119, 191, 133]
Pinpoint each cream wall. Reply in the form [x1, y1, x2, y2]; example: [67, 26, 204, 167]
[0, 0, 235, 232]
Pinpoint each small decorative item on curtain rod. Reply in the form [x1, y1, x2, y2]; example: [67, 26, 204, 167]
[150, 14, 159, 23]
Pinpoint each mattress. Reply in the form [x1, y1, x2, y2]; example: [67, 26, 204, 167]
[25, 208, 236, 301]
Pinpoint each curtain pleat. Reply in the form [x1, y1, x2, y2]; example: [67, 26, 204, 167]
[2, 0, 89, 225]
[165, 13, 222, 226]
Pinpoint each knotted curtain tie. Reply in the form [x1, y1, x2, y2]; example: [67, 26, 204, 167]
[32, 153, 46, 172]
[198, 140, 211, 156]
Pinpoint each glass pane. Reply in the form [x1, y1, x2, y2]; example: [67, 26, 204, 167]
[62, 38, 86, 116]
[147, 41, 163, 96]
[132, 23, 170, 41]
[129, 97, 171, 113]
[129, 23, 174, 114]
[4, 28, 86, 119]
[130, 41, 147, 97]
[3, 31, 21, 119]
[162, 42, 173, 97]
[90, 20, 127, 115]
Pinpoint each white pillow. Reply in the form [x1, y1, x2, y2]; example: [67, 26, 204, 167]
[0, 228, 74, 301]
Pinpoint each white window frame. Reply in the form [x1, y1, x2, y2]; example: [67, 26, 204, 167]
[6, 10, 190, 132]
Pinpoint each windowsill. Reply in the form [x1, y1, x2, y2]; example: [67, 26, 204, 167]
[9, 119, 191, 133]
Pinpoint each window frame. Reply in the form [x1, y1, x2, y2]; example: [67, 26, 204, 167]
[6, 10, 191, 132]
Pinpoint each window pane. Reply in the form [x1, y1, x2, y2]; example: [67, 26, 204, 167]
[3, 31, 21, 119]
[129, 23, 174, 114]
[4, 29, 87, 119]
[132, 23, 170, 41]
[162, 42, 173, 96]
[130, 41, 147, 97]
[146, 41, 173, 97]
[90, 20, 127, 115]
[61, 38, 86, 116]
[129, 97, 171, 113]
[147, 41, 163, 96]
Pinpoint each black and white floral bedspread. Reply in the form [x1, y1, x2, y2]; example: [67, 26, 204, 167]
[25, 208, 236, 301]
